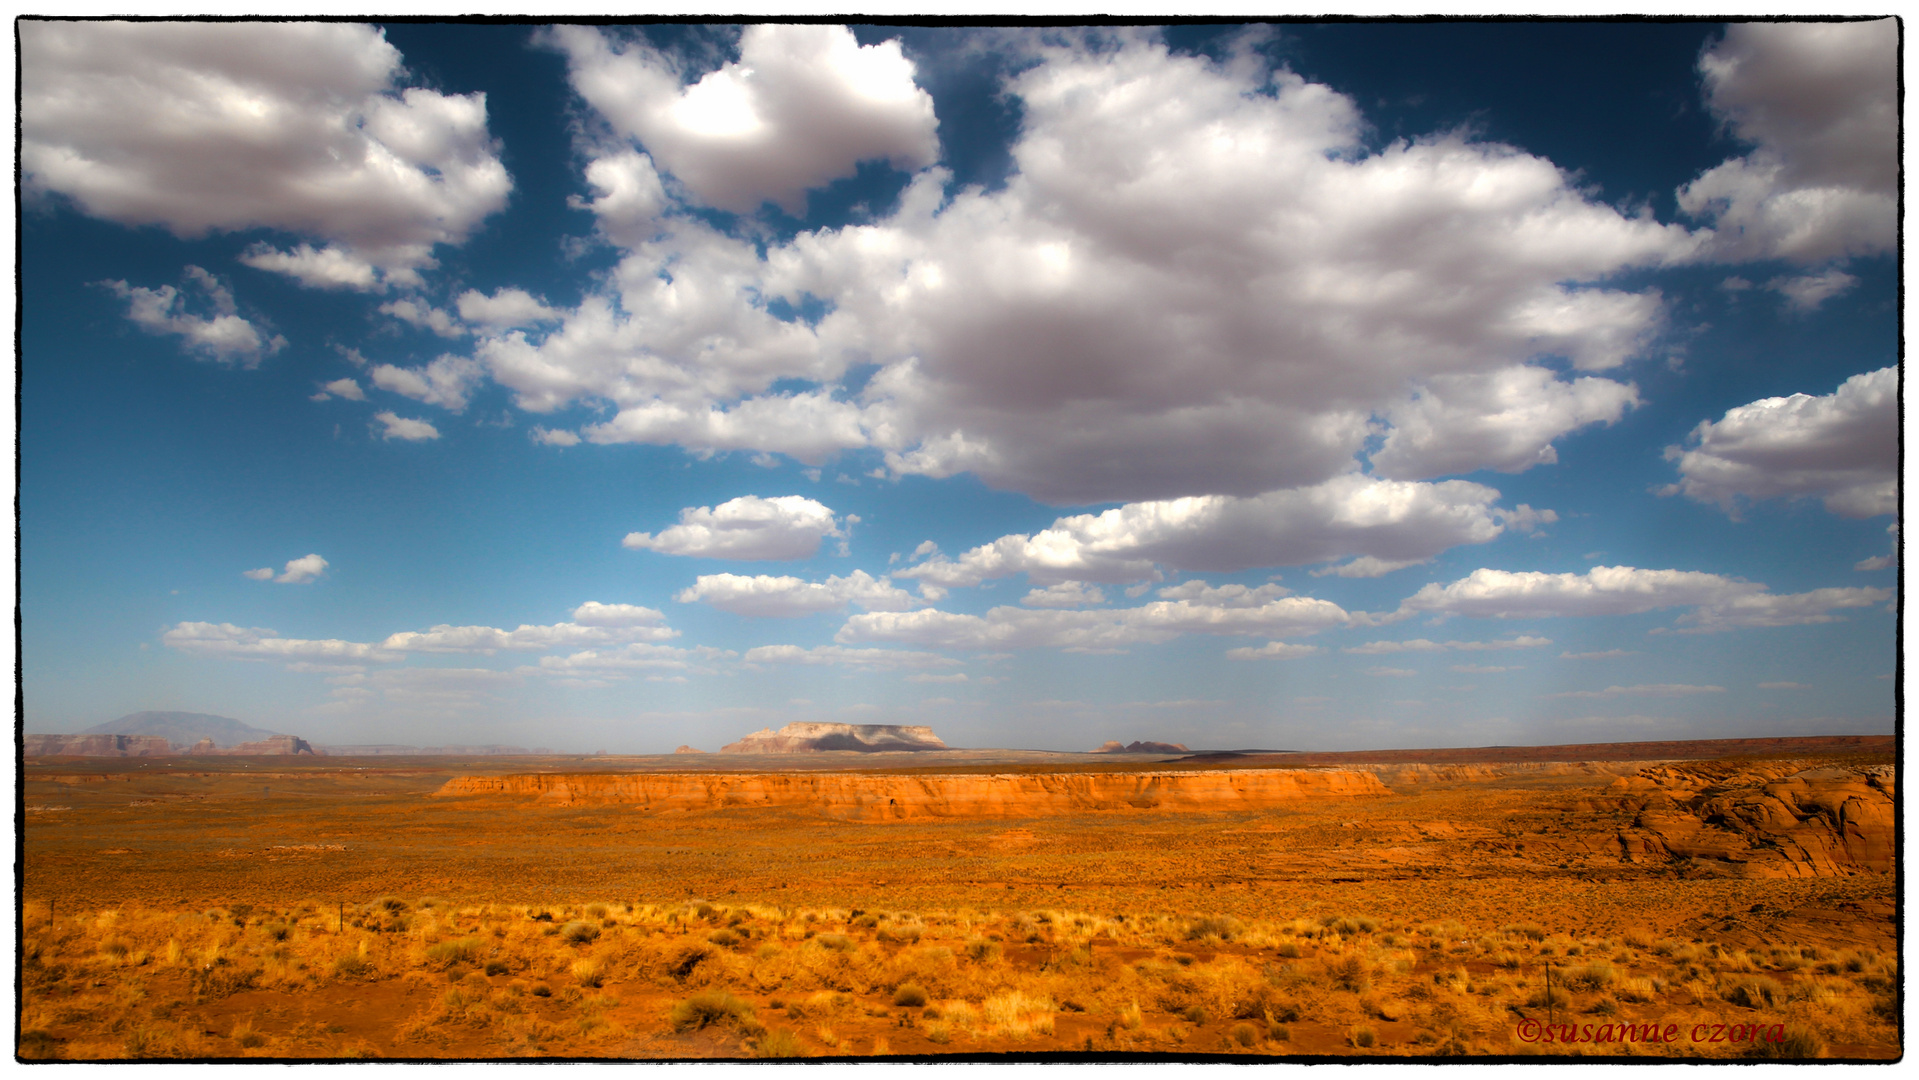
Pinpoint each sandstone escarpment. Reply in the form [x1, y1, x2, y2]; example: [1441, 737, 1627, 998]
[434, 767, 1390, 820]
[721, 722, 948, 753]
[1600, 762, 1894, 878]
[24, 734, 173, 757]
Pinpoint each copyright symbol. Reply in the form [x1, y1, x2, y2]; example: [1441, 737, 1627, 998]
[1516, 1017, 1541, 1043]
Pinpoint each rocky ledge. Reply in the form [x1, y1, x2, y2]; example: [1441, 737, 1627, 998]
[1595, 762, 1894, 877]
[433, 767, 1390, 820]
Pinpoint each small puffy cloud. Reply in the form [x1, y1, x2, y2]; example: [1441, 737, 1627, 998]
[370, 355, 485, 412]
[456, 288, 561, 332]
[1661, 366, 1895, 518]
[1854, 554, 1893, 572]
[1560, 649, 1637, 660]
[1365, 666, 1417, 678]
[1344, 635, 1550, 654]
[373, 412, 440, 441]
[623, 495, 843, 560]
[1549, 684, 1725, 699]
[1022, 582, 1106, 608]
[380, 299, 464, 337]
[240, 244, 382, 291]
[1767, 268, 1858, 312]
[1400, 564, 1890, 633]
[245, 555, 325, 583]
[895, 475, 1537, 588]
[676, 570, 913, 617]
[104, 267, 285, 366]
[163, 621, 395, 662]
[1758, 681, 1811, 690]
[906, 672, 969, 684]
[22, 22, 510, 285]
[1677, 20, 1896, 262]
[531, 427, 581, 447]
[551, 24, 939, 214]
[1450, 664, 1519, 674]
[1369, 367, 1638, 480]
[569, 602, 668, 627]
[742, 644, 960, 670]
[1224, 641, 1321, 660]
[315, 378, 366, 402]
[272, 554, 328, 584]
[569, 150, 671, 247]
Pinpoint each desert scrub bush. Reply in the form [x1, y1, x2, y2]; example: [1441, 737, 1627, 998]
[962, 938, 1002, 964]
[813, 933, 853, 952]
[425, 937, 484, 969]
[892, 983, 929, 1008]
[1564, 960, 1618, 992]
[1743, 1025, 1824, 1060]
[1185, 915, 1240, 942]
[1321, 915, 1378, 937]
[1229, 1021, 1260, 1048]
[707, 928, 742, 948]
[671, 990, 758, 1033]
[571, 959, 605, 988]
[560, 920, 600, 945]
[1502, 924, 1547, 942]
[754, 1028, 806, 1058]
[1349, 1025, 1377, 1048]
[1614, 977, 1658, 1003]
[1323, 954, 1369, 992]
[1524, 983, 1569, 1010]
[1720, 975, 1784, 1010]
[1275, 942, 1303, 959]
[984, 991, 1055, 1039]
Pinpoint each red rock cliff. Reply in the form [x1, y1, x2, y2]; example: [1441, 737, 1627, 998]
[433, 768, 1390, 820]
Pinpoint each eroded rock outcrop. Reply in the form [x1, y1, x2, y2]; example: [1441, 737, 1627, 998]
[185, 734, 318, 756]
[434, 767, 1390, 820]
[1603, 762, 1894, 877]
[24, 734, 173, 757]
[1095, 740, 1190, 754]
[721, 722, 948, 753]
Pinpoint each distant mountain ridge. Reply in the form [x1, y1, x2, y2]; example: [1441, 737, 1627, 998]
[78, 711, 281, 748]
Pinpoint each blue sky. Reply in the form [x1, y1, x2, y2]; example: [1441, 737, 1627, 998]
[18, 19, 1899, 753]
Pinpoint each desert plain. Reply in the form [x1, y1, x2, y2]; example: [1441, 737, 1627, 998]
[16, 734, 1899, 1061]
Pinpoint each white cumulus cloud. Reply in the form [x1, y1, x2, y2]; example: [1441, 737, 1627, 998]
[104, 266, 285, 366]
[374, 412, 440, 441]
[370, 355, 485, 412]
[1677, 20, 1896, 263]
[1224, 641, 1322, 661]
[1662, 366, 1895, 518]
[676, 570, 913, 617]
[22, 21, 510, 287]
[623, 495, 844, 560]
[1399, 564, 1890, 633]
[550, 24, 939, 215]
[894, 475, 1545, 588]
[163, 621, 396, 663]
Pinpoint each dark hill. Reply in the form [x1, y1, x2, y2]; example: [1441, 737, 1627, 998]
[79, 711, 281, 748]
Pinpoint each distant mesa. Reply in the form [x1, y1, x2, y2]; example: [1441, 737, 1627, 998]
[24, 731, 315, 757]
[313, 744, 536, 756]
[80, 711, 281, 748]
[1095, 740, 1191, 755]
[721, 722, 948, 754]
[674, 745, 707, 754]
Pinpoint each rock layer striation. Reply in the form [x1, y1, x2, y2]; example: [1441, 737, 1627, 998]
[1600, 762, 1894, 877]
[434, 767, 1390, 820]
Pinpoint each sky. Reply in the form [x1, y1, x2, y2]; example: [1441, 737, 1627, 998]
[16, 17, 1901, 753]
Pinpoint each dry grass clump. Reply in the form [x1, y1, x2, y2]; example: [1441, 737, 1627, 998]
[670, 990, 760, 1034]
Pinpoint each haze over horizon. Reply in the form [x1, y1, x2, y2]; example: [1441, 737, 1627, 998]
[19, 19, 1899, 755]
